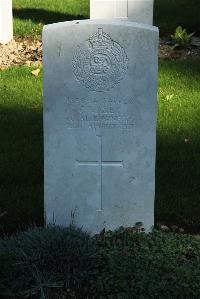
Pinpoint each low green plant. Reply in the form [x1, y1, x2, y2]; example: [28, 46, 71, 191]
[171, 26, 195, 48]
[2, 226, 200, 298]
[96, 229, 200, 298]
[0, 225, 98, 298]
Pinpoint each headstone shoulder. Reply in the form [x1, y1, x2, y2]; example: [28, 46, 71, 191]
[43, 19, 158, 34]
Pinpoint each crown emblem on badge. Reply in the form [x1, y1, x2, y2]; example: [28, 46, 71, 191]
[89, 28, 112, 50]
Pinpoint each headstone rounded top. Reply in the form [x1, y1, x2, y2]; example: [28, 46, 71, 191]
[43, 19, 158, 34]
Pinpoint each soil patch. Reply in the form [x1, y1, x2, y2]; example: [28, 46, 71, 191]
[0, 38, 42, 69]
[159, 39, 200, 60]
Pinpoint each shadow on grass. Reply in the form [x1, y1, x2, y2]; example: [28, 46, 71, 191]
[13, 8, 87, 25]
[1, 108, 200, 235]
[1, 105, 200, 234]
[1, 60, 200, 235]
[155, 59, 200, 232]
[0, 106, 43, 236]
[154, 0, 200, 34]
[155, 133, 200, 233]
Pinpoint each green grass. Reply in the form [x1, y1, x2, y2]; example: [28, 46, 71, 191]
[13, 0, 89, 37]
[0, 67, 43, 233]
[0, 60, 200, 233]
[156, 60, 200, 229]
[12, 0, 200, 37]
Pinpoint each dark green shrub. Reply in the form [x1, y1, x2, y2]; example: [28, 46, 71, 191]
[0, 225, 98, 298]
[96, 229, 200, 299]
[1, 226, 200, 298]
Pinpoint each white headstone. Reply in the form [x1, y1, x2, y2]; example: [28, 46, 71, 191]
[90, 0, 154, 25]
[43, 19, 158, 234]
[128, 0, 153, 25]
[90, 0, 128, 19]
[0, 0, 13, 44]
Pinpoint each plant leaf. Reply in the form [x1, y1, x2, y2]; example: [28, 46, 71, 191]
[31, 69, 40, 76]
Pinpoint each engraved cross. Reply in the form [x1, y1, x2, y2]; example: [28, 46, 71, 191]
[76, 135, 123, 211]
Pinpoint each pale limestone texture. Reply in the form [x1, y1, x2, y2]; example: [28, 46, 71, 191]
[43, 19, 159, 234]
[90, 0, 154, 25]
[0, 0, 13, 44]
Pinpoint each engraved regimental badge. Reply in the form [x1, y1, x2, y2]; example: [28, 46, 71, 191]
[72, 28, 128, 92]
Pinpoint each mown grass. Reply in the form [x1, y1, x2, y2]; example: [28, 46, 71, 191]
[0, 59, 200, 233]
[0, 67, 43, 233]
[12, 0, 200, 37]
[156, 60, 200, 230]
[13, 0, 89, 37]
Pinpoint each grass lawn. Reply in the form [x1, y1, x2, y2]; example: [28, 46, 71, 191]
[156, 60, 200, 230]
[13, 0, 200, 37]
[0, 67, 43, 233]
[0, 60, 200, 233]
[13, 0, 89, 37]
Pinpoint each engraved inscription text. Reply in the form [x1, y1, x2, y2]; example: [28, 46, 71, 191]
[65, 96, 135, 129]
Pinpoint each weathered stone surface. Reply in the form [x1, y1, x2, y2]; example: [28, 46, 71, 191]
[43, 19, 158, 234]
[0, 0, 13, 44]
[90, 0, 154, 25]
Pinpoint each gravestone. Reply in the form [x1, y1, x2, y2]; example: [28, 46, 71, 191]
[90, 0, 154, 25]
[43, 19, 158, 233]
[128, 0, 154, 25]
[90, 0, 128, 20]
[0, 0, 13, 44]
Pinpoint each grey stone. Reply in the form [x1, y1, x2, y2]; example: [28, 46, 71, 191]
[128, 0, 154, 25]
[43, 19, 159, 234]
